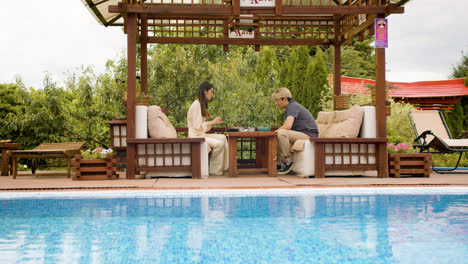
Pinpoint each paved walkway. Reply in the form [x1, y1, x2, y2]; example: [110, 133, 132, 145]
[1, 171, 467, 191]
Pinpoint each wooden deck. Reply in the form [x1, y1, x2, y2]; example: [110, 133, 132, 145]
[1, 171, 467, 191]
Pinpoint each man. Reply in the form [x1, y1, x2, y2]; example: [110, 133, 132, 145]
[272, 88, 318, 174]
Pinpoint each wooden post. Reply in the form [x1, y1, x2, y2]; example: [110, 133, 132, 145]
[275, 0, 282, 16]
[375, 14, 388, 178]
[268, 135, 277, 177]
[141, 15, 148, 94]
[228, 136, 238, 177]
[233, 0, 240, 16]
[314, 143, 325, 178]
[126, 13, 137, 179]
[333, 15, 341, 97]
[191, 142, 201, 179]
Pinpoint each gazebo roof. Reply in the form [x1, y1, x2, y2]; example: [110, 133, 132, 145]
[339, 76, 468, 98]
[81, 0, 410, 46]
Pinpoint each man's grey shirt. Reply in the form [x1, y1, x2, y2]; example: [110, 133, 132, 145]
[284, 100, 318, 137]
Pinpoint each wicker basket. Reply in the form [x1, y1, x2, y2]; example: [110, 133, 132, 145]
[334, 94, 351, 110]
[136, 96, 149, 106]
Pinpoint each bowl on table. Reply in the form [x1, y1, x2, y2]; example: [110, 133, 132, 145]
[257, 127, 270, 131]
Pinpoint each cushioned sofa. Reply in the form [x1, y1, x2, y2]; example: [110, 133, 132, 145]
[292, 105, 387, 177]
[129, 105, 210, 179]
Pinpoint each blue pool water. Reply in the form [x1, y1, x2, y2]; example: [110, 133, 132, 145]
[0, 188, 467, 264]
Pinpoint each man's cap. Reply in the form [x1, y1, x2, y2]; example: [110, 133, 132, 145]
[272, 87, 292, 100]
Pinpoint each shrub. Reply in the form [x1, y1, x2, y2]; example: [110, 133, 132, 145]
[387, 98, 417, 144]
[81, 147, 115, 159]
[387, 143, 414, 153]
[431, 152, 468, 168]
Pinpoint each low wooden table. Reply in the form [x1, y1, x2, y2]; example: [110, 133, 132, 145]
[0, 143, 21, 176]
[8, 142, 85, 179]
[228, 131, 277, 177]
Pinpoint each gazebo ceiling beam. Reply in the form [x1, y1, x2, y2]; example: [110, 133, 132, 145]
[109, 5, 232, 15]
[109, 4, 404, 16]
[282, 5, 403, 15]
[84, 0, 109, 26]
[341, 14, 376, 45]
[144, 14, 334, 21]
[147, 37, 327, 46]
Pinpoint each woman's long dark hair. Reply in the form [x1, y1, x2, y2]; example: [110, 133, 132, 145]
[197, 81, 213, 118]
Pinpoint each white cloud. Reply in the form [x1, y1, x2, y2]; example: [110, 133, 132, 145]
[0, 0, 126, 89]
[1, 0, 467, 87]
[386, 0, 468, 81]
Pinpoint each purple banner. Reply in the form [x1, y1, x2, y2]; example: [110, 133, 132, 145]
[375, 18, 388, 48]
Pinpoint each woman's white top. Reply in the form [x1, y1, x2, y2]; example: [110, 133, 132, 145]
[187, 99, 211, 137]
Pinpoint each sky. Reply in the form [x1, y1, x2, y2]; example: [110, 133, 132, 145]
[1, 0, 467, 89]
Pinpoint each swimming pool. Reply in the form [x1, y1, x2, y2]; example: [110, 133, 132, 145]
[1, 187, 467, 264]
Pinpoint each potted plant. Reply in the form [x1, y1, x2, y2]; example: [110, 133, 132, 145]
[387, 143, 432, 178]
[73, 147, 117, 180]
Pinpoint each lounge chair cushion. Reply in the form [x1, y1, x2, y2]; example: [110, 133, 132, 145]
[317, 105, 364, 138]
[148, 105, 177, 138]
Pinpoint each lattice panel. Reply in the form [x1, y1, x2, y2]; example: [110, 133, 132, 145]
[110, 123, 127, 149]
[324, 143, 377, 168]
[126, 0, 225, 5]
[237, 138, 256, 166]
[125, 0, 390, 7]
[260, 18, 333, 40]
[282, 0, 389, 7]
[147, 19, 225, 39]
[135, 143, 192, 169]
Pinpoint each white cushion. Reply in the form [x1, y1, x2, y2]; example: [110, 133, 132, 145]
[359, 106, 376, 138]
[136, 105, 148, 138]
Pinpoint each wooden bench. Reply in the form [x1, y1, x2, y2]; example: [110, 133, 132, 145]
[8, 142, 86, 179]
[310, 137, 388, 178]
[127, 138, 206, 179]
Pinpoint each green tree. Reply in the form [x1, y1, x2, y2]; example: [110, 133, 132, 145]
[147, 44, 214, 127]
[209, 50, 281, 128]
[304, 47, 329, 117]
[446, 103, 465, 138]
[291, 46, 312, 103]
[0, 82, 29, 143]
[256, 46, 280, 86]
[450, 53, 468, 78]
[323, 36, 375, 79]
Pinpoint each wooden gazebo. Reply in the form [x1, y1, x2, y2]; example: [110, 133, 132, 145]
[82, 0, 409, 179]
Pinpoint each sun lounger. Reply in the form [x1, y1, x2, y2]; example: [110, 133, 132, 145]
[8, 142, 86, 178]
[409, 110, 468, 173]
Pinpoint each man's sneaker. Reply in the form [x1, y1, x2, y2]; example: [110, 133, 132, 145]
[277, 162, 294, 175]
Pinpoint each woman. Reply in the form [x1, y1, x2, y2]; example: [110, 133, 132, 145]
[187, 81, 229, 175]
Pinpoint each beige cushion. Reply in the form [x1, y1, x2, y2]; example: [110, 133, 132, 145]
[316, 111, 335, 136]
[317, 105, 364, 138]
[148, 105, 177, 138]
